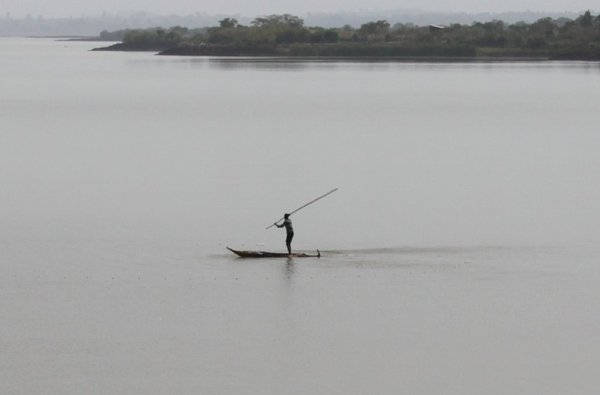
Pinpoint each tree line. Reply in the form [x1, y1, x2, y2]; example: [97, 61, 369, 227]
[98, 11, 600, 58]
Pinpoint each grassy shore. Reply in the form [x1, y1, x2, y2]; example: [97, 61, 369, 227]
[94, 42, 600, 60]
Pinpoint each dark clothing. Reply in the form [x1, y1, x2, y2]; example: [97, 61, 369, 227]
[276, 217, 294, 254]
[283, 218, 293, 233]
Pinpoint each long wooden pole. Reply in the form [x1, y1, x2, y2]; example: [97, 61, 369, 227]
[266, 188, 338, 229]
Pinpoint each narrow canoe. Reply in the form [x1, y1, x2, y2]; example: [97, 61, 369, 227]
[227, 247, 320, 258]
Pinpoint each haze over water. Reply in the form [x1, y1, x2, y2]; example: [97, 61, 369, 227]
[1, 38, 599, 394]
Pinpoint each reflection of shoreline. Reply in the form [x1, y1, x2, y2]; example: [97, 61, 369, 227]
[207, 58, 311, 71]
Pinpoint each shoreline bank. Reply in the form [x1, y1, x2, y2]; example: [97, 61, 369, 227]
[92, 42, 600, 61]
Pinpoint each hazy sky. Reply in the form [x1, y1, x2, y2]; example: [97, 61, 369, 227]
[2, 0, 598, 18]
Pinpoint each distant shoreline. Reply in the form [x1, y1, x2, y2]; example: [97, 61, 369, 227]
[88, 11, 600, 61]
[91, 42, 600, 61]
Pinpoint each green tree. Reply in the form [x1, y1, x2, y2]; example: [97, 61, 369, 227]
[358, 20, 390, 41]
[219, 18, 238, 28]
[306, 28, 339, 43]
[578, 10, 593, 27]
[251, 14, 304, 28]
[323, 29, 340, 43]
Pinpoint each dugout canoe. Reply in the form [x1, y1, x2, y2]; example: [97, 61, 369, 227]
[227, 247, 320, 258]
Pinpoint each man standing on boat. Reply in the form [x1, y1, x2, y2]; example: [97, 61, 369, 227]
[275, 213, 294, 255]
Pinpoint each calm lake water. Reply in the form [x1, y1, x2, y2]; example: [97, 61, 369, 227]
[1, 38, 599, 394]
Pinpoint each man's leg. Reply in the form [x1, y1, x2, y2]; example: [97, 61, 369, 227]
[286, 232, 294, 255]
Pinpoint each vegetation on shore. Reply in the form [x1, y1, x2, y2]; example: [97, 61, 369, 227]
[93, 11, 600, 59]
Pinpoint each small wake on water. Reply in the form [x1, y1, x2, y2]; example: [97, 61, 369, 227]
[316, 245, 548, 270]
[321, 245, 519, 256]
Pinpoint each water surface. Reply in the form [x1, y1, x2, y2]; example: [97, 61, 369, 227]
[1, 38, 599, 394]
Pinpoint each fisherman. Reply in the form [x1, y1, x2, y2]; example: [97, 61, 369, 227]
[275, 213, 294, 255]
